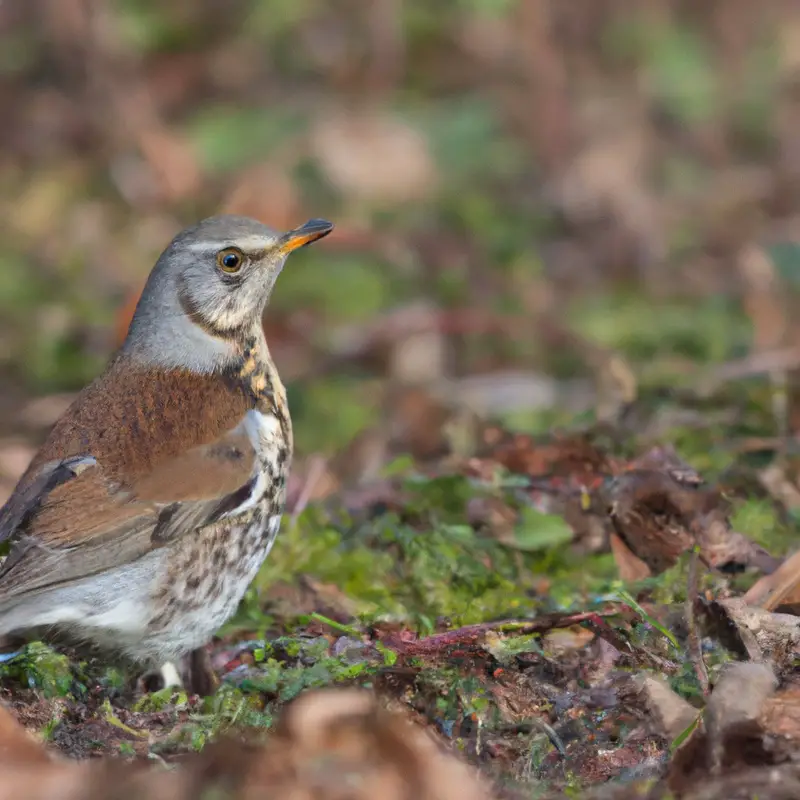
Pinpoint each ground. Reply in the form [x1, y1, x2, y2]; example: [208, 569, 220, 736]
[2, 387, 800, 799]
[4, 2, 800, 798]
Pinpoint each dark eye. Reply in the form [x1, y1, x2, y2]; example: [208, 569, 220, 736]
[216, 247, 243, 273]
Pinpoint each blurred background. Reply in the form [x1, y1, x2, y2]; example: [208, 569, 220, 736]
[2, 0, 800, 505]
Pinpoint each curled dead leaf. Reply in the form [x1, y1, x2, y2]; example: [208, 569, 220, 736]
[745, 548, 800, 612]
[703, 598, 800, 670]
[632, 673, 699, 742]
[0, 689, 493, 800]
[607, 470, 779, 575]
[609, 531, 652, 582]
[668, 662, 778, 794]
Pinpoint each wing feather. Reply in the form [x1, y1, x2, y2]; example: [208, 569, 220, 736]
[0, 362, 261, 603]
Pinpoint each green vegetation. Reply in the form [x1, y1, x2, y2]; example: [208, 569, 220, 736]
[2, 2, 800, 796]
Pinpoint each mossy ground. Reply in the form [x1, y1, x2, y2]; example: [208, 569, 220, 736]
[3, 3, 800, 797]
[2, 363, 796, 796]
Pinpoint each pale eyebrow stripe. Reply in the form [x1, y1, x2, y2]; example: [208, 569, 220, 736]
[185, 236, 275, 253]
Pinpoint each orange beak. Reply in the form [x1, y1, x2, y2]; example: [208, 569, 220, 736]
[278, 218, 334, 255]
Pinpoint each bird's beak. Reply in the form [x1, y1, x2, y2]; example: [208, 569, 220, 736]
[277, 218, 334, 255]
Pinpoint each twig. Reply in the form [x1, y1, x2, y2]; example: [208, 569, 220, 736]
[704, 346, 800, 386]
[685, 547, 709, 695]
[380, 609, 619, 656]
[289, 454, 328, 523]
[307, 612, 363, 638]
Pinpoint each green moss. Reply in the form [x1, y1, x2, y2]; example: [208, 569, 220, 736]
[513, 508, 573, 552]
[567, 293, 747, 365]
[40, 712, 64, 741]
[133, 686, 190, 712]
[485, 633, 544, 663]
[243, 470, 623, 634]
[289, 378, 381, 454]
[0, 643, 73, 698]
[277, 254, 392, 323]
[203, 684, 272, 727]
[185, 106, 305, 174]
[730, 498, 789, 551]
[233, 656, 370, 701]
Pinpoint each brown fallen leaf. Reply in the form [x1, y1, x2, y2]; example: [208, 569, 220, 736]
[705, 663, 779, 773]
[607, 469, 779, 575]
[473, 428, 621, 553]
[760, 683, 800, 745]
[668, 662, 778, 794]
[309, 108, 438, 207]
[759, 462, 800, 512]
[541, 625, 595, 656]
[737, 244, 800, 437]
[624, 444, 705, 486]
[702, 597, 800, 670]
[632, 673, 700, 742]
[480, 429, 620, 487]
[678, 765, 800, 800]
[0, 689, 493, 800]
[0, 703, 53, 766]
[257, 688, 490, 800]
[134, 126, 203, 203]
[743, 548, 800, 611]
[114, 282, 145, 348]
[221, 161, 302, 233]
[609, 531, 652, 581]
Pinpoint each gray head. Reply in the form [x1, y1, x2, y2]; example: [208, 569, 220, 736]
[121, 215, 333, 372]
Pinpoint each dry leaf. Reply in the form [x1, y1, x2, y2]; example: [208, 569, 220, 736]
[222, 161, 302, 232]
[310, 109, 437, 206]
[609, 531, 652, 581]
[607, 470, 779, 575]
[0, 689, 494, 800]
[632, 673, 699, 741]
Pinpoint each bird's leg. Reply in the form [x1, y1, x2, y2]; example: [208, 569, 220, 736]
[185, 646, 219, 697]
[158, 661, 183, 689]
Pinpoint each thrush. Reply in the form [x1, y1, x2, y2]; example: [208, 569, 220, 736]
[0, 214, 333, 691]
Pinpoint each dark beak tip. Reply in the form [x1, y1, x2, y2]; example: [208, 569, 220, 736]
[279, 218, 334, 254]
[301, 218, 335, 236]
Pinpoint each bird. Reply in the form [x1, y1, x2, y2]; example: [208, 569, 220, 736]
[0, 214, 333, 693]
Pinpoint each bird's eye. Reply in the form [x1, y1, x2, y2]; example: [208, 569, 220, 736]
[216, 247, 244, 273]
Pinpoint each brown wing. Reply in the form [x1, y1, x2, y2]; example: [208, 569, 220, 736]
[0, 359, 258, 602]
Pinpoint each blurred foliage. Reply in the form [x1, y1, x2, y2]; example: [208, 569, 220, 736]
[1, 0, 797, 435]
[5, 3, 800, 792]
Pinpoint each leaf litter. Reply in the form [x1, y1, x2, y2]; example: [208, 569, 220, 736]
[0, 388, 799, 800]
[4, 2, 800, 798]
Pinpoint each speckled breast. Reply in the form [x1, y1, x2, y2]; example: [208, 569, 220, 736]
[146, 499, 283, 656]
[144, 338, 292, 661]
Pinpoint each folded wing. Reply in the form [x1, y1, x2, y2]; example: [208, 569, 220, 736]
[0, 361, 259, 603]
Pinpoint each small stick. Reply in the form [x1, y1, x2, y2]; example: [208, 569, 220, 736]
[685, 547, 709, 695]
[380, 609, 619, 656]
[289, 454, 328, 524]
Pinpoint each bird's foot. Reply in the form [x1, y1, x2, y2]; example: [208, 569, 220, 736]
[137, 661, 183, 694]
[0, 649, 23, 664]
[135, 648, 218, 696]
[0, 637, 26, 664]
